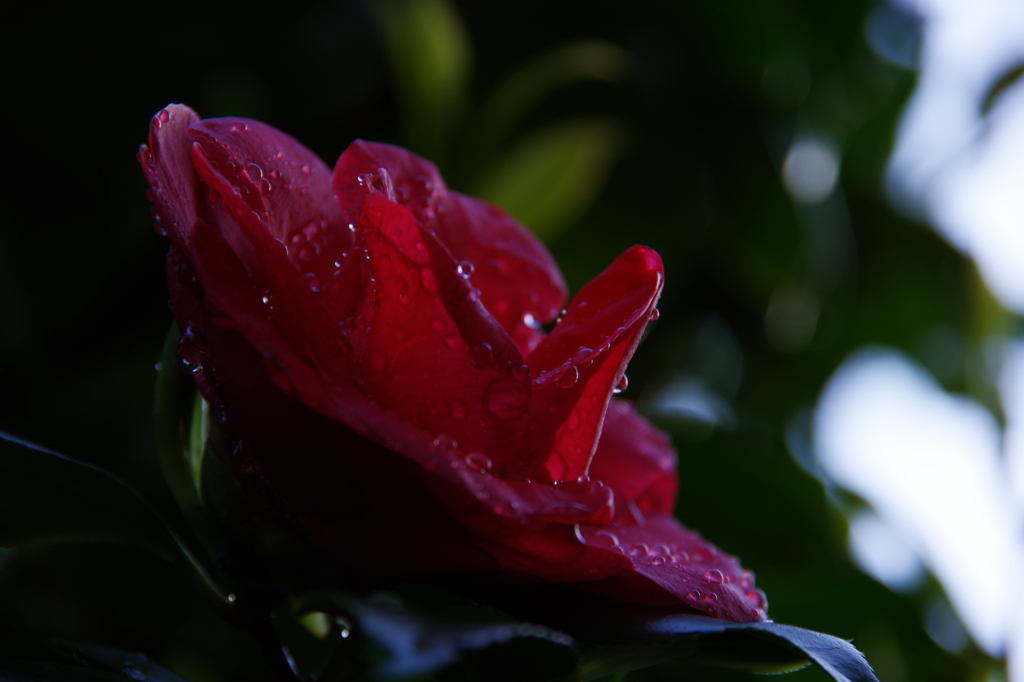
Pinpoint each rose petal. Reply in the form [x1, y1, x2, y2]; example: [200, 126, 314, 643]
[188, 118, 370, 358]
[332, 140, 567, 355]
[517, 246, 663, 483]
[577, 517, 767, 621]
[589, 400, 678, 516]
[350, 193, 531, 462]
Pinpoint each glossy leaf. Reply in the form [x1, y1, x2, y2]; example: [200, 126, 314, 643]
[573, 612, 878, 682]
[0, 641, 189, 682]
[475, 40, 630, 151]
[0, 431, 180, 561]
[299, 589, 576, 681]
[375, 0, 470, 163]
[474, 120, 623, 240]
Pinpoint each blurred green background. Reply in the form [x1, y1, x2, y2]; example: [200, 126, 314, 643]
[0, 0, 998, 680]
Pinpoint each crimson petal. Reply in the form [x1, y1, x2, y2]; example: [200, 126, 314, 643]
[349, 193, 531, 463]
[518, 246, 663, 483]
[589, 400, 678, 517]
[332, 141, 567, 356]
[577, 517, 768, 622]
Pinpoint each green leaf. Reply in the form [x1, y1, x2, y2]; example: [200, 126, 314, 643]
[473, 120, 624, 241]
[0, 431, 181, 561]
[575, 613, 878, 682]
[299, 589, 576, 681]
[475, 40, 630, 152]
[375, 0, 471, 164]
[0, 640, 189, 682]
[154, 324, 204, 521]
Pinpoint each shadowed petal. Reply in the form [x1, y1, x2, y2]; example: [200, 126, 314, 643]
[518, 246, 663, 483]
[332, 140, 566, 355]
[589, 400, 677, 516]
[577, 517, 767, 621]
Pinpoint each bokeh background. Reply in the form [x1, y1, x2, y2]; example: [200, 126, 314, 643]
[1, 0, 1020, 680]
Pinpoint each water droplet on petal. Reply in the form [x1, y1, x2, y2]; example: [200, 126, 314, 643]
[745, 589, 768, 610]
[469, 342, 494, 367]
[456, 260, 475, 279]
[431, 319, 445, 333]
[523, 312, 541, 330]
[556, 366, 579, 388]
[591, 530, 620, 548]
[465, 452, 492, 473]
[629, 543, 650, 557]
[484, 374, 529, 420]
[703, 569, 725, 584]
[419, 268, 437, 293]
[613, 374, 628, 394]
[444, 334, 463, 350]
[244, 162, 263, 182]
[649, 307, 660, 321]
[450, 399, 467, 419]
[685, 590, 701, 604]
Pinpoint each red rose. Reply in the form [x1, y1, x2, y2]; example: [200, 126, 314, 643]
[139, 104, 767, 623]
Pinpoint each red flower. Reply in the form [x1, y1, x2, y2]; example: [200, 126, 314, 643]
[139, 104, 768, 622]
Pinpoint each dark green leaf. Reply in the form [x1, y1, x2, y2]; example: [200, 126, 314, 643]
[474, 40, 630, 151]
[619, 614, 879, 682]
[154, 324, 204, 522]
[474, 120, 623, 241]
[0, 431, 180, 561]
[299, 590, 576, 681]
[0, 640, 189, 682]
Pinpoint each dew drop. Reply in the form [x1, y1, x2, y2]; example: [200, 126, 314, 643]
[649, 307, 660, 321]
[300, 164, 312, 175]
[703, 569, 725, 584]
[430, 319, 445, 333]
[157, 109, 170, 124]
[523, 312, 541, 330]
[572, 347, 593, 364]
[745, 589, 768, 610]
[464, 452, 492, 473]
[180, 358, 202, 374]
[613, 374, 629, 394]
[556, 365, 579, 388]
[702, 592, 719, 604]
[257, 177, 272, 194]
[456, 260, 475, 279]
[650, 556, 666, 566]
[484, 375, 530, 420]
[450, 398, 468, 419]
[591, 530, 620, 548]
[469, 341, 494, 367]
[685, 590, 701, 604]
[628, 543, 650, 557]
[419, 268, 437, 293]
[244, 162, 264, 182]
